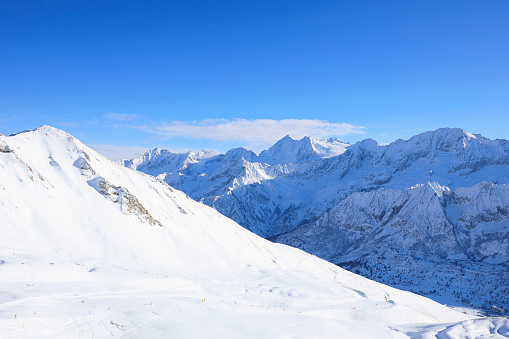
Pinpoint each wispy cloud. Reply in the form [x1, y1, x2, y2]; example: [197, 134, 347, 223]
[104, 112, 139, 121]
[154, 119, 365, 145]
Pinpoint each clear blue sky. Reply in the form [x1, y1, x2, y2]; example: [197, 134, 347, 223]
[1, 1, 508, 158]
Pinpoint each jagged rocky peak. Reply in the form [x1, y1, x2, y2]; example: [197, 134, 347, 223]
[187, 149, 217, 160]
[122, 147, 183, 168]
[258, 135, 350, 164]
[347, 138, 380, 154]
[122, 146, 217, 176]
[258, 135, 307, 161]
[410, 181, 451, 197]
[390, 128, 486, 155]
[310, 136, 350, 154]
[224, 147, 257, 162]
[145, 147, 164, 156]
[145, 147, 215, 160]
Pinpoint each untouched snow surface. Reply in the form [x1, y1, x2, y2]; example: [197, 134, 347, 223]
[1, 126, 507, 338]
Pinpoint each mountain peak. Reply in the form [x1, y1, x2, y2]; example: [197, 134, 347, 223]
[410, 181, 451, 197]
[416, 127, 478, 141]
[258, 135, 350, 164]
[10, 125, 64, 137]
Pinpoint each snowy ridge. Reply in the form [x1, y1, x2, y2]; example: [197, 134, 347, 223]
[121, 147, 217, 177]
[4, 125, 502, 338]
[122, 127, 509, 312]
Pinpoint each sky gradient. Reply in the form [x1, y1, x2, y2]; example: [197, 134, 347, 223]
[1, 1, 508, 159]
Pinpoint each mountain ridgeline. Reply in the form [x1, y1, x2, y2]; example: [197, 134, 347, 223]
[122, 128, 509, 312]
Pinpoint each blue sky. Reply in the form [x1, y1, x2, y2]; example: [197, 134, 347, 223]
[1, 1, 508, 159]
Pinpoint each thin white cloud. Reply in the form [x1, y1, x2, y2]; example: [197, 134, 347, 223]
[155, 119, 365, 145]
[104, 112, 138, 121]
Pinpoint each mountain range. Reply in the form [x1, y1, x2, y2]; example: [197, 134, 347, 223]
[122, 127, 509, 313]
[4, 125, 506, 337]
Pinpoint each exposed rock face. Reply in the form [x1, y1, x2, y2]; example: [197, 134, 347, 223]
[74, 154, 162, 227]
[0, 146, 13, 153]
[88, 177, 162, 227]
[74, 155, 96, 176]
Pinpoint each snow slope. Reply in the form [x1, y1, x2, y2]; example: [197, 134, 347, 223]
[1, 126, 504, 338]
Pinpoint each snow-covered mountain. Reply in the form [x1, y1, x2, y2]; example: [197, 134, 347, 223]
[120, 147, 217, 177]
[257, 135, 350, 164]
[275, 181, 509, 311]
[5, 125, 504, 337]
[278, 181, 509, 263]
[122, 128, 509, 313]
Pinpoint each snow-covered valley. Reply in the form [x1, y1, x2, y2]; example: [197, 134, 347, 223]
[2, 126, 508, 337]
[122, 128, 509, 315]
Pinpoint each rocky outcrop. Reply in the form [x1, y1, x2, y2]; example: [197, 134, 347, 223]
[88, 176, 162, 227]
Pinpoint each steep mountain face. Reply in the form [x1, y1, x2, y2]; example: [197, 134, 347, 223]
[277, 182, 509, 263]
[257, 135, 350, 164]
[122, 128, 509, 312]
[2, 126, 490, 338]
